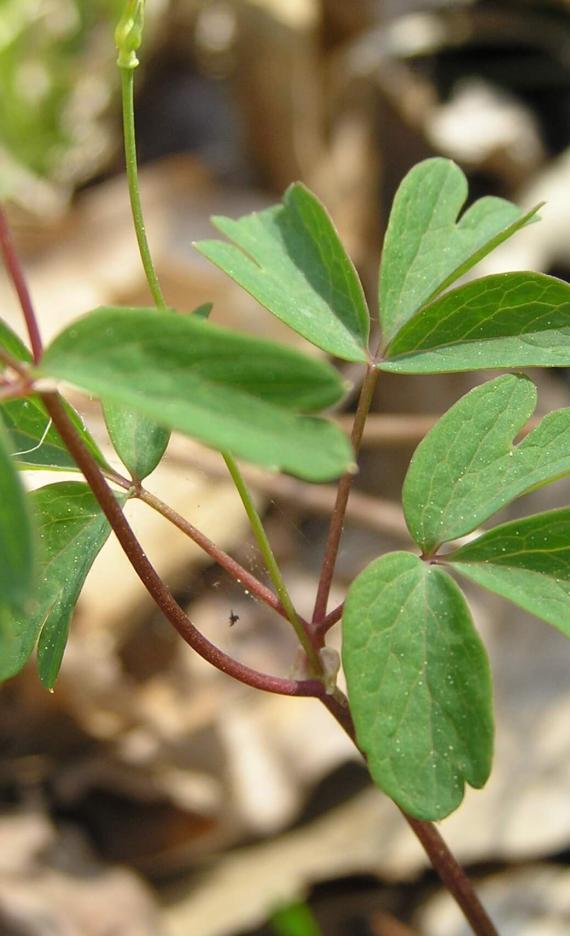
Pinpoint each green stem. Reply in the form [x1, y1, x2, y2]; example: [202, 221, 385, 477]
[120, 67, 166, 309]
[223, 452, 323, 677]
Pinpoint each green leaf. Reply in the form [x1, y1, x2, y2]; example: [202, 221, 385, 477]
[0, 421, 35, 610]
[378, 157, 538, 343]
[403, 374, 570, 552]
[379, 272, 570, 374]
[3, 395, 111, 472]
[103, 400, 170, 481]
[0, 317, 109, 472]
[0, 482, 122, 687]
[195, 183, 370, 362]
[40, 307, 353, 482]
[343, 551, 493, 820]
[447, 509, 570, 639]
[0, 317, 32, 364]
[101, 303, 223, 477]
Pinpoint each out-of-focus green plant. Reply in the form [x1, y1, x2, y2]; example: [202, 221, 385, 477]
[270, 900, 321, 936]
[0, 0, 122, 201]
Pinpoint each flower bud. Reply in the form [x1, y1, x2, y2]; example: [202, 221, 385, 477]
[115, 0, 144, 69]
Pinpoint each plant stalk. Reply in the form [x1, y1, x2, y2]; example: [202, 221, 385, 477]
[323, 692, 498, 936]
[312, 363, 379, 631]
[138, 484, 299, 623]
[120, 67, 166, 310]
[0, 346, 31, 378]
[223, 452, 323, 676]
[104, 472, 316, 634]
[320, 601, 344, 633]
[0, 211, 43, 363]
[39, 392, 324, 699]
[404, 816, 498, 936]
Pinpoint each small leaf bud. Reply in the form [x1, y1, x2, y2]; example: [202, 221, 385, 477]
[115, 0, 145, 69]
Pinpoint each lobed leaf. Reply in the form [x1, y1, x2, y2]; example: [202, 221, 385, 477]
[40, 307, 353, 482]
[379, 272, 570, 374]
[342, 551, 493, 820]
[0, 422, 35, 610]
[403, 374, 570, 552]
[0, 482, 122, 688]
[195, 183, 370, 362]
[378, 158, 538, 343]
[447, 509, 570, 639]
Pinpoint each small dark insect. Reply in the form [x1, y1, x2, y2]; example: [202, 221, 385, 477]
[229, 610, 240, 627]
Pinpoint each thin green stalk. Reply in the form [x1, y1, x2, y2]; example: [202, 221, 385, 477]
[223, 452, 323, 677]
[120, 67, 166, 309]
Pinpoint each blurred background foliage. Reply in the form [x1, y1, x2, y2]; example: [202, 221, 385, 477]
[0, 0, 126, 201]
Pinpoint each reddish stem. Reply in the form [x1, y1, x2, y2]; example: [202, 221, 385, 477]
[0, 345, 31, 379]
[92, 470, 298, 630]
[312, 363, 379, 632]
[404, 816, 498, 936]
[0, 208, 43, 363]
[41, 392, 324, 699]
[320, 601, 344, 633]
[323, 692, 498, 936]
[137, 485, 312, 632]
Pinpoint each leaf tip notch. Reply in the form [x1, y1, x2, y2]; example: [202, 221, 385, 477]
[378, 157, 540, 349]
[402, 372, 570, 554]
